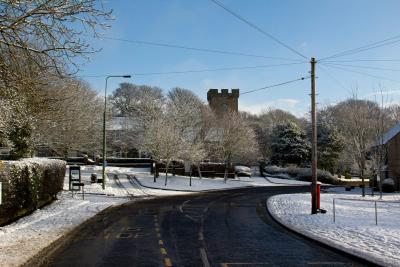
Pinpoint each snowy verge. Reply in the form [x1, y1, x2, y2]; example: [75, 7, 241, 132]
[267, 192, 400, 267]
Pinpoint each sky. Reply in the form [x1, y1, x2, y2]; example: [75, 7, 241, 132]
[79, 0, 400, 117]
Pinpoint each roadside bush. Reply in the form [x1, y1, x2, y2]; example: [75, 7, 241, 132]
[264, 165, 339, 184]
[296, 168, 339, 185]
[264, 165, 283, 175]
[0, 158, 66, 225]
[382, 178, 396, 193]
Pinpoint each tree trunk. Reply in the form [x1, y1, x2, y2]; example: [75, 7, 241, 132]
[189, 165, 192, 186]
[224, 162, 228, 183]
[360, 165, 365, 197]
[198, 165, 202, 179]
[165, 161, 170, 186]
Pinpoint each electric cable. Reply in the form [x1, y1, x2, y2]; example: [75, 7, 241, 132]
[80, 62, 306, 78]
[210, 0, 308, 60]
[240, 76, 310, 95]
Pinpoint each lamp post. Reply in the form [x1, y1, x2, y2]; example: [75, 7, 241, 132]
[102, 75, 131, 189]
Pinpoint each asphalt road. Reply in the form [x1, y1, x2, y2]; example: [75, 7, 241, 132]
[43, 186, 372, 267]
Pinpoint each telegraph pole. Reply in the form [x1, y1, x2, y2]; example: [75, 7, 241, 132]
[310, 57, 318, 214]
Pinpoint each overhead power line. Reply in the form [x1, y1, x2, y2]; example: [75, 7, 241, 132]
[99, 36, 303, 62]
[240, 76, 310, 95]
[318, 65, 350, 93]
[323, 62, 400, 72]
[210, 0, 308, 60]
[319, 34, 400, 61]
[320, 63, 400, 84]
[80, 62, 305, 78]
[322, 59, 400, 63]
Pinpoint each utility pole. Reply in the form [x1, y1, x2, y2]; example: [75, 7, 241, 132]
[311, 57, 318, 215]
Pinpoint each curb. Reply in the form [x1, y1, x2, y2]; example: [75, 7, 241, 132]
[265, 196, 382, 267]
[132, 175, 255, 193]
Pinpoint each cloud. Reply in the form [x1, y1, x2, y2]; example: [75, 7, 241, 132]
[239, 98, 305, 117]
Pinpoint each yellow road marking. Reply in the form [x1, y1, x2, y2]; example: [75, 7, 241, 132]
[164, 258, 173, 266]
[160, 247, 167, 255]
[155, 227, 160, 232]
[159, 240, 164, 245]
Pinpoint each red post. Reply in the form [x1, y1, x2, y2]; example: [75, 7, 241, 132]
[316, 182, 321, 210]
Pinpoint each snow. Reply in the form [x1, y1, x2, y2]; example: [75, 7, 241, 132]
[135, 173, 310, 191]
[268, 190, 400, 267]
[0, 165, 310, 267]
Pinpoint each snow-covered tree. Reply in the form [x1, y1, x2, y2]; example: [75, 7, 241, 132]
[0, 99, 12, 146]
[314, 122, 344, 172]
[246, 108, 304, 159]
[140, 116, 183, 186]
[212, 112, 258, 182]
[270, 122, 310, 166]
[33, 78, 103, 157]
[0, 0, 111, 85]
[167, 88, 207, 180]
[111, 83, 165, 148]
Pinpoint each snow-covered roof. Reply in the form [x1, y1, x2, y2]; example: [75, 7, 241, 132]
[382, 123, 400, 144]
[107, 116, 137, 131]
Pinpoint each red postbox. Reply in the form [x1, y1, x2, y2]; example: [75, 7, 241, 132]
[316, 182, 321, 210]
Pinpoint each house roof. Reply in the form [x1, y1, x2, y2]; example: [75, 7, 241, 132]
[382, 123, 400, 145]
[107, 116, 137, 131]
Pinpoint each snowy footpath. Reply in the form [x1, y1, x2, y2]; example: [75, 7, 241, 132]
[0, 165, 308, 267]
[268, 188, 400, 267]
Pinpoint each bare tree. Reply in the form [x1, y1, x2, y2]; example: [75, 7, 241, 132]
[111, 83, 165, 148]
[371, 89, 392, 198]
[0, 0, 112, 80]
[212, 112, 258, 182]
[140, 116, 182, 186]
[33, 78, 103, 157]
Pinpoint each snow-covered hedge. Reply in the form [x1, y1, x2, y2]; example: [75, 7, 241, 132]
[0, 158, 66, 225]
[265, 165, 340, 185]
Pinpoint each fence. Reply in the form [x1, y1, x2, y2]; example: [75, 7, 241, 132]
[333, 197, 400, 226]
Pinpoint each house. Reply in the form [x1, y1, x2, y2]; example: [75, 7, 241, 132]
[381, 123, 400, 190]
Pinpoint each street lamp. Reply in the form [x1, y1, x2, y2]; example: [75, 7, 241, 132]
[102, 75, 131, 189]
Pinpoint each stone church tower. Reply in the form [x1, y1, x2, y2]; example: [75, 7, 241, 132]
[207, 89, 239, 116]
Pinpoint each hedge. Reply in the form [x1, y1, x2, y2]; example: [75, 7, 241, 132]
[265, 165, 340, 185]
[0, 158, 66, 225]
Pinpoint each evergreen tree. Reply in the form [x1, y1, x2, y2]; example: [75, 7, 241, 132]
[315, 122, 344, 172]
[270, 122, 310, 166]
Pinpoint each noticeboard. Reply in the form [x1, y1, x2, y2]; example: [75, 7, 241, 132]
[69, 166, 81, 191]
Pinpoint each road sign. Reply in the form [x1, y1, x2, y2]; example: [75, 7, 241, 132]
[69, 166, 81, 191]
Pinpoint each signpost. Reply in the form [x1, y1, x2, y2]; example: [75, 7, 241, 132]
[69, 165, 81, 191]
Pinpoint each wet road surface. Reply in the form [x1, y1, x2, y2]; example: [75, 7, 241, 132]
[43, 186, 373, 267]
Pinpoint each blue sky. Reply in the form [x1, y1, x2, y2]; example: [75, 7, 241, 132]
[80, 0, 400, 117]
